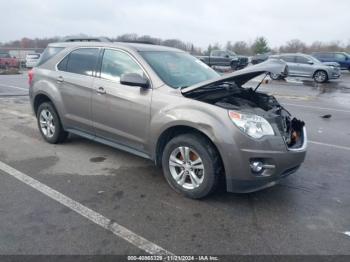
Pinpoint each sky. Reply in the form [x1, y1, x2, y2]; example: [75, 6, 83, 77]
[1, 0, 349, 48]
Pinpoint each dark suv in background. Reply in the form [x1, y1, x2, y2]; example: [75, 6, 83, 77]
[312, 52, 350, 71]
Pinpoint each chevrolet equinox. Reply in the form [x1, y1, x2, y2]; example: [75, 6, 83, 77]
[29, 42, 307, 199]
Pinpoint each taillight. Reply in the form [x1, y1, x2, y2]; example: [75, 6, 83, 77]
[28, 69, 34, 86]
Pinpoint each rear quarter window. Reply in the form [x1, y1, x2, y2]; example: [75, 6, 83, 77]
[37, 47, 64, 66]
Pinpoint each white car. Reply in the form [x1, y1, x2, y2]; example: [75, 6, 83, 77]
[25, 53, 41, 68]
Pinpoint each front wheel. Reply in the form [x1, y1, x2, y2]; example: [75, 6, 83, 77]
[162, 134, 221, 199]
[313, 70, 328, 83]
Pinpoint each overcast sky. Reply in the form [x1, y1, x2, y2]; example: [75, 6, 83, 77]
[1, 0, 349, 48]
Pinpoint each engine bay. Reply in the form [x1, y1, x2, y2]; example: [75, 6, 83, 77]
[183, 82, 305, 148]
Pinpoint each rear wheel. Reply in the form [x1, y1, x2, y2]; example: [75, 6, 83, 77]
[313, 70, 328, 83]
[161, 134, 221, 199]
[37, 102, 68, 144]
[270, 73, 281, 80]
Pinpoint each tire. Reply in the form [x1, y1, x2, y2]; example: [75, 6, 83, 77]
[37, 102, 68, 144]
[161, 134, 221, 199]
[230, 61, 238, 70]
[270, 73, 281, 80]
[313, 70, 328, 83]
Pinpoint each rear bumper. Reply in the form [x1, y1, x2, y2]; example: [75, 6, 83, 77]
[224, 128, 307, 193]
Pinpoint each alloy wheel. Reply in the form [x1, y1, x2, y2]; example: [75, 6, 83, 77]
[168, 146, 205, 190]
[39, 109, 55, 138]
[314, 71, 327, 83]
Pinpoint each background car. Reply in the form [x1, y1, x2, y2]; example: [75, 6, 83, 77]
[197, 50, 249, 70]
[25, 53, 41, 68]
[312, 52, 350, 71]
[269, 53, 341, 83]
[0, 52, 19, 69]
[251, 52, 271, 65]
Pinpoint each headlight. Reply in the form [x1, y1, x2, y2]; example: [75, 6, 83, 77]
[228, 111, 274, 139]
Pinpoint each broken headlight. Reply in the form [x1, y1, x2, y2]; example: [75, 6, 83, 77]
[228, 111, 274, 139]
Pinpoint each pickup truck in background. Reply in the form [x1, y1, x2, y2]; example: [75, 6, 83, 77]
[197, 50, 249, 70]
[0, 52, 19, 69]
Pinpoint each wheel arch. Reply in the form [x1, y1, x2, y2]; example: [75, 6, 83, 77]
[313, 69, 328, 81]
[154, 125, 225, 175]
[33, 93, 55, 116]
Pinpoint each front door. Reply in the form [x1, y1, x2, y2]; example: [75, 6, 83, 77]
[92, 49, 152, 153]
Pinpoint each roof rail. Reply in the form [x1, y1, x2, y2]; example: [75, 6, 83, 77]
[116, 40, 156, 45]
[62, 37, 111, 43]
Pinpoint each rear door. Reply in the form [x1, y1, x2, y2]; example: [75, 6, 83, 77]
[280, 55, 298, 75]
[210, 51, 229, 66]
[92, 48, 152, 153]
[56, 48, 100, 134]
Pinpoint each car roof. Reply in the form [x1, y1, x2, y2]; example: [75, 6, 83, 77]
[48, 41, 184, 53]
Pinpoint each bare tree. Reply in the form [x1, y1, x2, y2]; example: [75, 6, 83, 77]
[279, 39, 307, 53]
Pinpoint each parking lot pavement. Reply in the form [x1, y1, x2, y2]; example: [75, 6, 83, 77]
[0, 73, 350, 255]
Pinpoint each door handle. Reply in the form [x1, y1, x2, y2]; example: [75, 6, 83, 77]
[97, 86, 106, 94]
[57, 76, 64, 83]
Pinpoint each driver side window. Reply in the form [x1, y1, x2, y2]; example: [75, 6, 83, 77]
[100, 49, 144, 82]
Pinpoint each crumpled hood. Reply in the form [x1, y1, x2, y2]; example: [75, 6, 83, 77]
[322, 62, 340, 67]
[181, 59, 288, 94]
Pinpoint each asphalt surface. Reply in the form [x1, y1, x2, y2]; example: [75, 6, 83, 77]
[0, 71, 349, 256]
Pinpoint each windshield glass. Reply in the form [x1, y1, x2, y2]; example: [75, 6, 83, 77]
[305, 54, 322, 64]
[140, 51, 220, 88]
[226, 50, 237, 56]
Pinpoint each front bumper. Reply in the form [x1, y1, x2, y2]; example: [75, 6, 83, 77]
[224, 128, 307, 193]
[329, 69, 341, 79]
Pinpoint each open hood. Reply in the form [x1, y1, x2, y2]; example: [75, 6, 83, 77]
[181, 59, 288, 94]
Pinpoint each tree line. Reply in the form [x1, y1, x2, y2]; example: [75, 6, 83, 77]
[1, 34, 349, 56]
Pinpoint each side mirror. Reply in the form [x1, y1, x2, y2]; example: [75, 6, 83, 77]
[225, 54, 230, 58]
[120, 73, 149, 88]
[307, 60, 314, 65]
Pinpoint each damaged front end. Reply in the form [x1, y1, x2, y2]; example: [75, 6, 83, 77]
[181, 59, 306, 151]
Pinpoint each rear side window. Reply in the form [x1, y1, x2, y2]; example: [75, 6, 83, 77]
[334, 53, 347, 61]
[281, 55, 295, 63]
[295, 56, 309, 64]
[37, 47, 64, 66]
[57, 48, 99, 76]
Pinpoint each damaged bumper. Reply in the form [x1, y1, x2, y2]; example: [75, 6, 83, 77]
[223, 126, 307, 193]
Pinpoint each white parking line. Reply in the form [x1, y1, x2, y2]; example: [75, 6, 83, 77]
[0, 161, 173, 256]
[0, 83, 28, 91]
[309, 140, 350, 151]
[282, 103, 350, 114]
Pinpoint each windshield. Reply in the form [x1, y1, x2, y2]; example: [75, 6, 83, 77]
[305, 54, 322, 64]
[140, 51, 220, 89]
[226, 50, 237, 56]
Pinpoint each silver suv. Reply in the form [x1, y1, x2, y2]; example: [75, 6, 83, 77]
[29, 42, 307, 199]
[269, 53, 341, 83]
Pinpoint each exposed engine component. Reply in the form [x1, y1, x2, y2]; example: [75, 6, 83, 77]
[184, 81, 305, 149]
